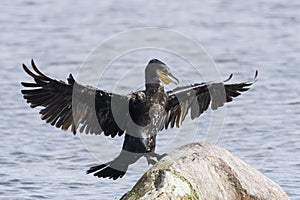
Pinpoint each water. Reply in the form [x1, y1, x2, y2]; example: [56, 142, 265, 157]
[1, 0, 299, 199]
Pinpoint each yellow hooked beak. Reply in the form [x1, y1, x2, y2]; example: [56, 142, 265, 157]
[159, 70, 179, 85]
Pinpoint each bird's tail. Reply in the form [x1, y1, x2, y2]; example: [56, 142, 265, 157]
[86, 162, 127, 180]
[87, 150, 142, 180]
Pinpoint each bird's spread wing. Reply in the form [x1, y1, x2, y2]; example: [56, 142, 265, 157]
[165, 71, 258, 129]
[21, 60, 129, 137]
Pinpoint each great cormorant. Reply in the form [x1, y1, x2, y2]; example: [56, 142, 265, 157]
[21, 59, 257, 180]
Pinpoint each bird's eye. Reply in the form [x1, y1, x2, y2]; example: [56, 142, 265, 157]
[162, 68, 168, 74]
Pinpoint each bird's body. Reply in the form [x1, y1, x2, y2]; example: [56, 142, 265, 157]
[21, 58, 257, 180]
[127, 84, 166, 153]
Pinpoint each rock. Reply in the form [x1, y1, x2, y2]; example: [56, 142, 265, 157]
[121, 143, 289, 200]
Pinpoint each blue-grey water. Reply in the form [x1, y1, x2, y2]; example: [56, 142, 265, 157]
[1, 0, 300, 199]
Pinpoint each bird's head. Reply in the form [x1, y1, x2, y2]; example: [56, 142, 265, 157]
[145, 59, 179, 86]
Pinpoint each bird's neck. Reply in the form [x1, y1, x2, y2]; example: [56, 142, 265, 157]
[145, 83, 164, 94]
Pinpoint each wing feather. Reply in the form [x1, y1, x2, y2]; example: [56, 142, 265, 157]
[21, 59, 128, 137]
[165, 71, 257, 129]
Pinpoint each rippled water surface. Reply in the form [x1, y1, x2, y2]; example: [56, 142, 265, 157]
[1, 0, 299, 199]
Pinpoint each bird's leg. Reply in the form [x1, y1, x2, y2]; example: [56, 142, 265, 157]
[155, 152, 168, 160]
[145, 152, 168, 165]
[146, 157, 157, 165]
[145, 152, 157, 165]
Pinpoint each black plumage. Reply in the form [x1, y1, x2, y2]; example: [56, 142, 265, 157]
[21, 58, 257, 180]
